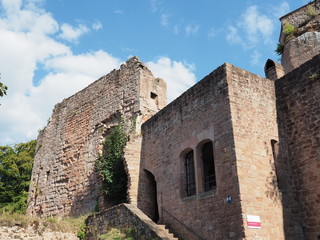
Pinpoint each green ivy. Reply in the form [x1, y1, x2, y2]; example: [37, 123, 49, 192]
[95, 118, 129, 205]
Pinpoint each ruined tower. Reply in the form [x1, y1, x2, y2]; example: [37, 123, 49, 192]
[279, 1, 320, 73]
[27, 57, 166, 216]
[27, 2, 320, 239]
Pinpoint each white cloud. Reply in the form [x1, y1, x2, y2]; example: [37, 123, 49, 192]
[59, 23, 89, 42]
[161, 14, 170, 26]
[226, 5, 274, 47]
[241, 6, 274, 44]
[208, 28, 217, 39]
[250, 50, 261, 65]
[92, 20, 102, 30]
[0, 0, 122, 145]
[0, 0, 197, 146]
[185, 23, 200, 37]
[150, 0, 160, 12]
[174, 25, 179, 35]
[44, 50, 120, 76]
[146, 57, 196, 102]
[113, 10, 124, 14]
[226, 26, 243, 45]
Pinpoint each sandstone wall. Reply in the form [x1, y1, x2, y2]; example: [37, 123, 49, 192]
[139, 64, 244, 240]
[282, 31, 320, 73]
[279, 1, 320, 44]
[279, 1, 320, 73]
[227, 64, 285, 239]
[27, 57, 166, 217]
[86, 204, 176, 240]
[276, 55, 320, 240]
[139, 63, 287, 240]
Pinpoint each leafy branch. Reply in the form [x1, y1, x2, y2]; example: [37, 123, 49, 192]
[0, 82, 7, 97]
[95, 118, 129, 205]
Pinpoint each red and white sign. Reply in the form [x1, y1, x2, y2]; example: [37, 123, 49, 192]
[247, 215, 261, 229]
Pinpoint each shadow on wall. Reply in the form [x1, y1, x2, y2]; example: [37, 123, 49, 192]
[137, 169, 159, 223]
[266, 137, 306, 240]
[70, 168, 101, 216]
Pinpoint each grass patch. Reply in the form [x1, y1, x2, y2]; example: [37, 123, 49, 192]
[0, 212, 87, 235]
[98, 228, 135, 240]
[306, 5, 318, 18]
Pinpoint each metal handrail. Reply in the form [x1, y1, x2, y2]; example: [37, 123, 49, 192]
[162, 207, 205, 240]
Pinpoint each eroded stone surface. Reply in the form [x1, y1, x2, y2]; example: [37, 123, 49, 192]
[282, 31, 320, 73]
[27, 57, 166, 217]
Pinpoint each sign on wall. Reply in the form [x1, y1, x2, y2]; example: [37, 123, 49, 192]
[247, 215, 261, 229]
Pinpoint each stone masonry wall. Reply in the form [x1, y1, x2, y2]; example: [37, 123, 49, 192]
[227, 64, 285, 239]
[279, 1, 320, 44]
[86, 204, 176, 240]
[139, 64, 244, 240]
[27, 57, 166, 217]
[282, 31, 320, 73]
[276, 55, 320, 240]
[279, 1, 320, 73]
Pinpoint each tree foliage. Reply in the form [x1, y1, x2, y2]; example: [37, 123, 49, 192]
[95, 120, 128, 205]
[0, 140, 36, 213]
[0, 82, 7, 97]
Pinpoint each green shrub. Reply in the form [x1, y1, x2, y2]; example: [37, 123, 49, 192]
[275, 43, 284, 55]
[77, 222, 87, 240]
[283, 23, 297, 35]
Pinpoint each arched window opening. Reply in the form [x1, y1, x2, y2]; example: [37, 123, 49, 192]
[202, 142, 216, 191]
[264, 59, 276, 72]
[185, 150, 196, 196]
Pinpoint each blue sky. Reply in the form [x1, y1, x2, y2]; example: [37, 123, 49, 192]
[0, 0, 309, 145]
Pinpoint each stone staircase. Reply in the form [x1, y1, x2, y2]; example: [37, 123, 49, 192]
[85, 203, 179, 240]
[154, 224, 179, 240]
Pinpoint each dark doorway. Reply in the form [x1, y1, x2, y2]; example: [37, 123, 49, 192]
[144, 169, 159, 222]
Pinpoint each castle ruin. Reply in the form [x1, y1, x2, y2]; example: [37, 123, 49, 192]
[28, 2, 320, 240]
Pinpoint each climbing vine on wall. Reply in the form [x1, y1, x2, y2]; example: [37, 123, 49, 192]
[95, 118, 129, 205]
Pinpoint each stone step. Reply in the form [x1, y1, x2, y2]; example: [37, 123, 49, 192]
[157, 224, 179, 240]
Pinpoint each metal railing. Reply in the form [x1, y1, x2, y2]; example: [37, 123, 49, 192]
[162, 207, 206, 240]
